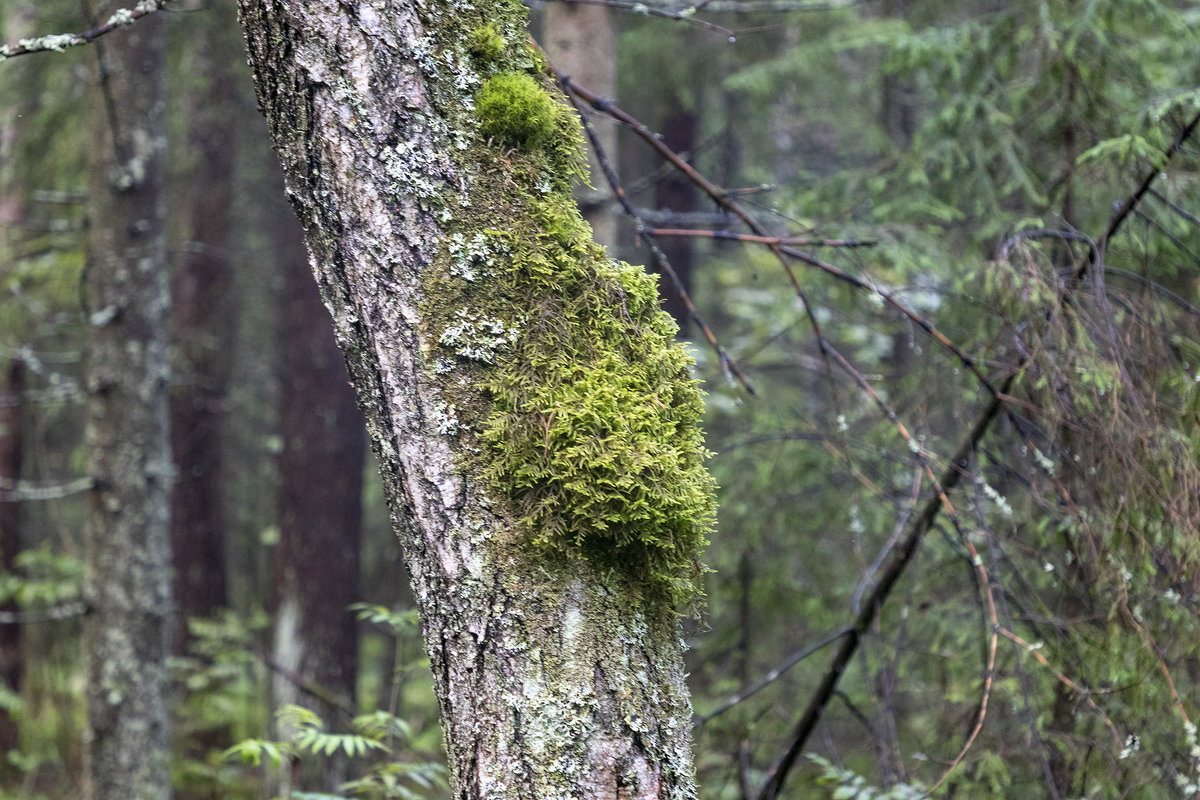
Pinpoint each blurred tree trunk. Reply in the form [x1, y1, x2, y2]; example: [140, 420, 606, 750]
[0, 2, 36, 765]
[654, 109, 697, 330]
[271, 203, 364, 795]
[0, 359, 24, 758]
[237, 2, 707, 798]
[879, 0, 915, 148]
[169, 0, 239, 654]
[543, 2, 618, 250]
[81, 3, 172, 799]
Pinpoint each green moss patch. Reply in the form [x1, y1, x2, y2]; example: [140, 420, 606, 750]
[423, 36, 715, 608]
[467, 23, 506, 64]
[474, 72, 585, 189]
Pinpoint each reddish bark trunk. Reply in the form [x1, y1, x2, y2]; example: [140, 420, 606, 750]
[0, 359, 25, 757]
[169, 2, 240, 653]
[272, 205, 365, 793]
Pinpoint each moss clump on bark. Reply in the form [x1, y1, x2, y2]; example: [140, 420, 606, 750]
[467, 23, 506, 64]
[449, 191, 715, 607]
[477, 72, 558, 150]
[425, 29, 715, 608]
[474, 72, 584, 190]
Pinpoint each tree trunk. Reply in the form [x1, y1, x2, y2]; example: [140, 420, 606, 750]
[653, 110, 697, 331]
[81, 4, 172, 799]
[542, 2, 618, 250]
[0, 3, 36, 765]
[0, 359, 24, 758]
[170, 0, 239, 654]
[236, 2, 714, 798]
[271, 200, 365, 794]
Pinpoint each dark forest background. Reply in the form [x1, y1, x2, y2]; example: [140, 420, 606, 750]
[2, 1, 1200, 798]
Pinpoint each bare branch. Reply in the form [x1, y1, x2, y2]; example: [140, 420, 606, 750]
[647, 227, 875, 248]
[0, 1, 173, 61]
[0, 476, 93, 502]
[0, 602, 88, 624]
[696, 627, 852, 724]
[541, 0, 736, 37]
[558, 71, 758, 394]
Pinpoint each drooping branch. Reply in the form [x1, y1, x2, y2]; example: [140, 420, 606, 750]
[562, 74, 757, 394]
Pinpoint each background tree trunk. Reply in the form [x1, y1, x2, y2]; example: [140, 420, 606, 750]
[169, 0, 239, 654]
[0, 359, 24, 759]
[236, 2, 709, 798]
[271, 200, 365, 795]
[81, 3, 172, 798]
[653, 109, 697, 330]
[542, 2, 618, 251]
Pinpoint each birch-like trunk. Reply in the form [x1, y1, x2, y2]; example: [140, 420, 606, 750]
[237, 2, 707, 798]
[81, 3, 172, 798]
[542, 2, 618, 250]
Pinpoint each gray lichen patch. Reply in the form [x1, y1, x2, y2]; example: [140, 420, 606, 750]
[438, 309, 521, 364]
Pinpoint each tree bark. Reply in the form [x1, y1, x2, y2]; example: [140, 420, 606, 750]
[81, 4, 172, 798]
[170, 0, 239, 654]
[271, 200, 365, 794]
[236, 2, 711, 798]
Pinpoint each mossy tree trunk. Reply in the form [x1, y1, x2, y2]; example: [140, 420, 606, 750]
[236, 1, 714, 798]
[82, 3, 172, 798]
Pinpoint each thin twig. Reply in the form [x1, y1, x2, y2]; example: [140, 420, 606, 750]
[255, 648, 357, 722]
[0, 476, 93, 502]
[559, 72, 757, 394]
[646, 227, 875, 248]
[697, 627, 852, 724]
[997, 627, 1122, 748]
[0, 1, 173, 60]
[541, 0, 735, 37]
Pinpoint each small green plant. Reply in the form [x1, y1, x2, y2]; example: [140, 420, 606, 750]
[808, 754, 927, 800]
[225, 705, 445, 800]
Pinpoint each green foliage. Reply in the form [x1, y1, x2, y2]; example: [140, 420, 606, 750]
[339, 761, 446, 800]
[808, 755, 927, 799]
[0, 547, 82, 608]
[277, 705, 389, 759]
[224, 705, 446, 800]
[349, 604, 420, 636]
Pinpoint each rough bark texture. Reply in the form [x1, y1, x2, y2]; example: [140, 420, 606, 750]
[272, 203, 364, 794]
[169, 0, 239, 653]
[236, 2, 706, 798]
[542, 2, 618, 250]
[81, 5, 172, 799]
